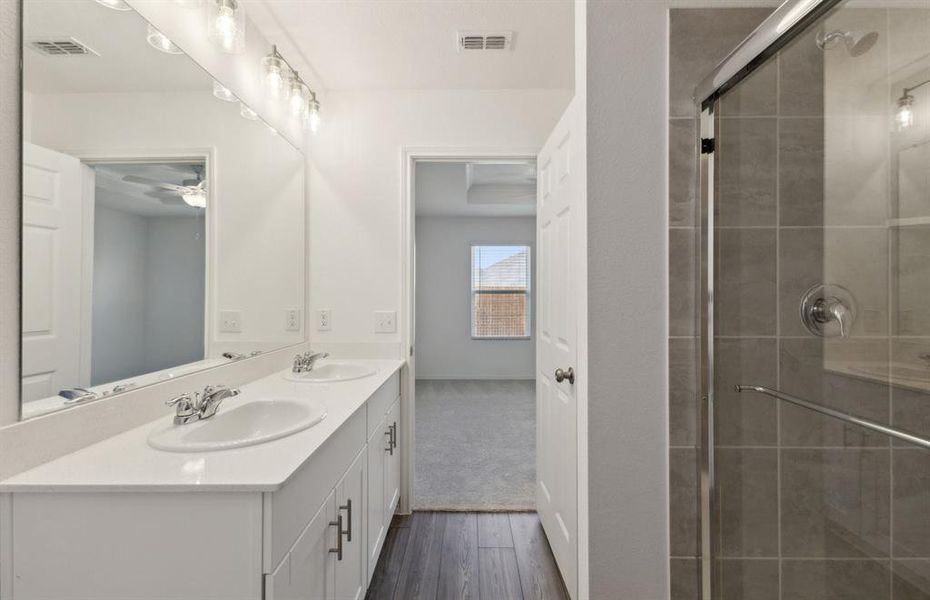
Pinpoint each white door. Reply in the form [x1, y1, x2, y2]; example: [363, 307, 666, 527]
[21, 143, 87, 403]
[536, 97, 580, 597]
[334, 450, 366, 600]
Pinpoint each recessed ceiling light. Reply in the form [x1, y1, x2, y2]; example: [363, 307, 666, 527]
[94, 0, 132, 11]
[146, 24, 183, 55]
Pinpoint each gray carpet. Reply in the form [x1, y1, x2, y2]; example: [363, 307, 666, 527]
[414, 379, 536, 511]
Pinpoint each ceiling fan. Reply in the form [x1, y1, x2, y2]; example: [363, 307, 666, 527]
[122, 168, 207, 208]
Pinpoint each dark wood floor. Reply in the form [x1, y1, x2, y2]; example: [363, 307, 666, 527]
[366, 511, 570, 600]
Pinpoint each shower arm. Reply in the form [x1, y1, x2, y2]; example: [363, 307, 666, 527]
[903, 79, 930, 98]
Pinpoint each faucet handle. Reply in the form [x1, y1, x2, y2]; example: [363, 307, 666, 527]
[166, 393, 198, 415]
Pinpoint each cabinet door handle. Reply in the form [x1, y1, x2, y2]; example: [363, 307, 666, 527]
[391, 421, 397, 449]
[385, 426, 394, 455]
[339, 498, 352, 542]
[329, 515, 343, 560]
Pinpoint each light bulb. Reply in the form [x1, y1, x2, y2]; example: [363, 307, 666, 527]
[212, 80, 236, 102]
[239, 103, 258, 121]
[261, 51, 291, 100]
[306, 100, 321, 133]
[94, 0, 132, 10]
[146, 24, 183, 55]
[289, 80, 310, 117]
[207, 0, 244, 54]
[181, 189, 207, 208]
[896, 94, 916, 131]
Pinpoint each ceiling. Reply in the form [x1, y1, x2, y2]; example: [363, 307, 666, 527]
[23, 0, 211, 94]
[94, 162, 206, 218]
[416, 161, 536, 218]
[246, 0, 574, 91]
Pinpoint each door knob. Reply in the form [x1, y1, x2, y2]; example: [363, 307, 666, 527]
[554, 367, 575, 384]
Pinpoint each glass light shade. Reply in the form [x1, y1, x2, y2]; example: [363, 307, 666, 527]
[207, 0, 245, 54]
[239, 103, 258, 121]
[261, 53, 292, 100]
[94, 0, 132, 10]
[146, 24, 183, 55]
[181, 188, 207, 208]
[212, 80, 237, 102]
[289, 81, 311, 117]
[895, 95, 916, 131]
[306, 100, 321, 133]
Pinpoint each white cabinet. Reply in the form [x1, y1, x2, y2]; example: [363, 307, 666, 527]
[266, 490, 336, 600]
[365, 398, 401, 583]
[384, 399, 401, 517]
[334, 450, 366, 600]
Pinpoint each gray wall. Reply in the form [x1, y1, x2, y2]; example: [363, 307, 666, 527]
[415, 216, 535, 380]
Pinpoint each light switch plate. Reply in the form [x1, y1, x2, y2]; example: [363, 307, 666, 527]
[317, 309, 332, 332]
[285, 309, 301, 332]
[375, 310, 396, 333]
[220, 310, 242, 333]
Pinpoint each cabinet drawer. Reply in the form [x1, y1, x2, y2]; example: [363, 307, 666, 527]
[265, 409, 366, 572]
[366, 371, 399, 438]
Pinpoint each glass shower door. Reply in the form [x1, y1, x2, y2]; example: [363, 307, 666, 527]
[704, 1, 930, 598]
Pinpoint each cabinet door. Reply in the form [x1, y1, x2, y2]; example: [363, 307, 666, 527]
[366, 417, 388, 583]
[267, 490, 336, 600]
[384, 400, 401, 521]
[334, 450, 366, 600]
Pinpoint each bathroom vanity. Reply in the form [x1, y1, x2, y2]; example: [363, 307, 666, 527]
[0, 360, 403, 600]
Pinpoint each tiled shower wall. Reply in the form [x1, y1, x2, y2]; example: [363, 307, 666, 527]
[669, 6, 930, 600]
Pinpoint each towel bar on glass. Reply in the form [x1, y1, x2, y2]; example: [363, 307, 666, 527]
[734, 384, 930, 450]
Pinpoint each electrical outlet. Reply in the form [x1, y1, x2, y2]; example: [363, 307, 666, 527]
[285, 309, 301, 332]
[375, 310, 396, 333]
[220, 310, 242, 333]
[317, 309, 332, 332]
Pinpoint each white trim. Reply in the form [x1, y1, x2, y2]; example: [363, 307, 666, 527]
[78, 165, 96, 387]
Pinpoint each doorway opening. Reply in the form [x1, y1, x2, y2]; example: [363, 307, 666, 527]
[412, 159, 537, 511]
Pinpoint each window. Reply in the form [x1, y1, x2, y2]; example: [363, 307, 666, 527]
[470, 244, 531, 339]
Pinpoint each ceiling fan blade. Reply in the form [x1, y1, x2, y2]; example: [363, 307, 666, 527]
[122, 175, 184, 192]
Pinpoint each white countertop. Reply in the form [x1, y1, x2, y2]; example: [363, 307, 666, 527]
[0, 359, 404, 493]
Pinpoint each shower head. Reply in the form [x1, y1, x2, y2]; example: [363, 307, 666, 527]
[816, 30, 879, 57]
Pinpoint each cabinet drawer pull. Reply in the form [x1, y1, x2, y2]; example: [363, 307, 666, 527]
[329, 515, 343, 560]
[339, 498, 352, 542]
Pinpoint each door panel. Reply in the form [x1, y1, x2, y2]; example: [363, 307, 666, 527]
[384, 400, 401, 517]
[21, 143, 86, 402]
[266, 490, 334, 600]
[536, 97, 580, 598]
[335, 451, 366, 600]
[366, 419, 387, 584]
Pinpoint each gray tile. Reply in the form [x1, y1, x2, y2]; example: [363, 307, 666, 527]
[894, 228, 930, 336]
[669, 8, 774, 118]
[779, 118, 824, 226]
[892, 384, 930, 443]
[894, 560, 930, 600]
[781, 449, 891, 558]
[823, 228, 889, 335]
[714, 338, 777, 446]
[779, 26, 824, 117]
[821, 8, 889, 118]
[670, 558, 700, 600]
[716, 118, 778, 227]
[670, 228, 697, 337]
[779, 228, 824, 337]
[824, 118, 889, 226]
[716, 228, 777, 336]
[893, 449, 930, 558]
[719, 559, 778, 600]
[670, 337, 698, 447]
[779, 338, 891, 447]
[718, 58, 778, 118]
[888, 7, 930, 76]
[717, 448, 778, 557]
[669, 119, 697, 228]
[781, 559, 891, 600]
[669, 448, 700, 557]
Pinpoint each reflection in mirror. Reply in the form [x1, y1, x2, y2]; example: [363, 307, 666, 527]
[21, 0, 306, 419]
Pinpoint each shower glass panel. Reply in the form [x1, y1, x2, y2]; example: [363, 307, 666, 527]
[704, 1, 930, 598]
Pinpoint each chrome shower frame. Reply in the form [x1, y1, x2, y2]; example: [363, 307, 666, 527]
[693, 1, 842, 598]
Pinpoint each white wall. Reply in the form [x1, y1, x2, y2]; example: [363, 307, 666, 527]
[415, 216, 535, 380]
[27, 91, 305, 352]
[309, 89, 571, 350]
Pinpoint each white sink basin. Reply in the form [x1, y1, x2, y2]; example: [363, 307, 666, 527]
[148, 398, 326, 452]
[283, 362, 377, 383]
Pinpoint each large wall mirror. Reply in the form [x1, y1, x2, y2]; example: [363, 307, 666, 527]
[20, 0, 306, 420]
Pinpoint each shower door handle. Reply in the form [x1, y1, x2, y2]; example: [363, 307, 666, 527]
[554, 367, 575, 384]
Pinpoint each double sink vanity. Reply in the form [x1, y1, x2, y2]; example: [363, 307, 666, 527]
[0, 357, 404, 600]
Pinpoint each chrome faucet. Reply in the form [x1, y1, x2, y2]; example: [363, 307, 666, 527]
[166, 384, 240, 425]
[222, 351, 262, 361]
[293, 351, 329, 374]
[59, 387, 97, 405]
[811, 297, 853, 338]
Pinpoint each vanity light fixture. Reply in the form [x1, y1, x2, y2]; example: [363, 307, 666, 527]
[146, 24, 183, 55]
[261, 45, 322, 131]
[261, 46, 293, 100]
[207, 0, 245, 54]
[895, 79, 929, 131]
[212, 80, 237, 102]
[239, 103, 258, 121]
[94, 0, 132, 11]
[289, 76, 311, 117]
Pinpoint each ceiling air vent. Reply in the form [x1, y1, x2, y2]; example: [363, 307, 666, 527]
[29, 37, 98, 57]
[457, 31, 514, 52]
